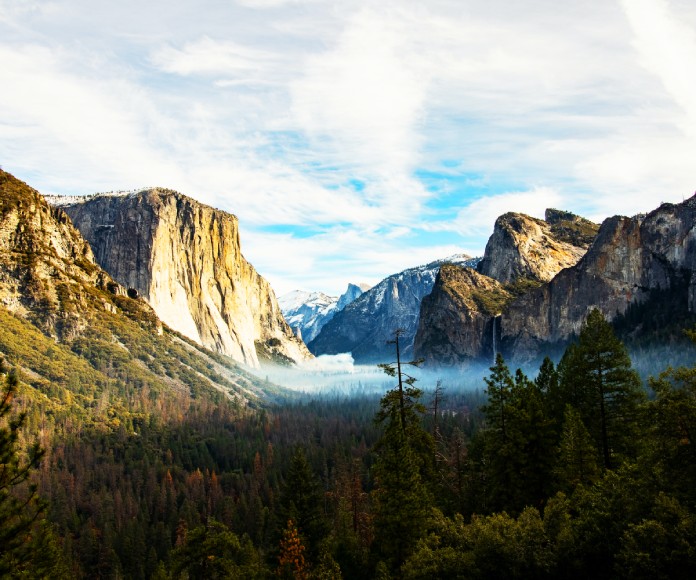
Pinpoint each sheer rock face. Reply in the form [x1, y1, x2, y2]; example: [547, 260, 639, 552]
[413, 265, 511, 366]
[477, 210, 598, 284]
[52, 189, 310, 368]
[501, 196, 696, 360]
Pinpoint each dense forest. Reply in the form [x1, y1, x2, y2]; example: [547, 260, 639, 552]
[1, 308, 695, 578]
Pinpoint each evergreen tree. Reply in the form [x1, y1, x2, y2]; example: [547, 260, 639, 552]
[558, 309, 644, 469]
[171, 518, 263, 579]
[278, 447, 329, 560]
[554, 405, 599, 492]
[0, 363, 47, 575]
[372, 330, 433, 572]
[480, 357, 555, 512]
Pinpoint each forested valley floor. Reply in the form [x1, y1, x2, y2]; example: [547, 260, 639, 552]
[2, 309, 696, 579]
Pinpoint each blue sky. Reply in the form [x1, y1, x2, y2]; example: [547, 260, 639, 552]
[2, 0, 696, 296]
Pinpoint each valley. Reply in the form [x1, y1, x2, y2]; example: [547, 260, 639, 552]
[1, 168, 695, 578]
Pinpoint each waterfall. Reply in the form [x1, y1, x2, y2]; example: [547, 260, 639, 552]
[492, 316, 497, 364]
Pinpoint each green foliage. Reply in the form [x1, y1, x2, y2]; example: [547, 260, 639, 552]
[372, 333, 434, 572]
[503, 276, 544, 298]
[557, 309, 644, 469]
[0, 363, 69, 577]
[470, 287, 513, 316]
[171, 518, 263, 579]
[554, 405, 599, 492]
[278, 448, 330, 560]
[616, 493, 696, 580]
[479, 356, 555, 512]
[645, 365, 696, 505]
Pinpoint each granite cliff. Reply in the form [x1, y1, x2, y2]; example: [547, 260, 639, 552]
[416, 208, 599, 367]
[0, 170, 137, 340]
[413, 264, 511, 366]
[500, 196, 696, 360]
[49, 189, 310, 368]
[417, 197, 696, 367]
[477, 209, 598, 284]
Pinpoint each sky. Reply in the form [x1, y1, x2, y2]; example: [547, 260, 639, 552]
[1, 0, 696, 296]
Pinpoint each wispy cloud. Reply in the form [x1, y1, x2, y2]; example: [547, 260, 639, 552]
[1, 0, 695, 294]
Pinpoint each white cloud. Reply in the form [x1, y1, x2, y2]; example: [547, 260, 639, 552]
[2, 0, 696, 295]
[290, 6, 428, 178]
[453, 187, 565, 237]
[151, 36, 276, 76]
[621, 0, 696, 138]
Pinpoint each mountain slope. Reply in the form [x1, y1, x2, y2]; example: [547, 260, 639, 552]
[47, 189, 309, 368]
[0, 169, 284, 417]
[308, 255, 479, 363]
[279, 283, 369, 343]
[414, 264, 512, 366]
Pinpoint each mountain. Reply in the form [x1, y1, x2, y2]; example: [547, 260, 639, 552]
[308, 255, 480, 363]
[279, 290, 337, 343]
[477, 209, 598, 284]
[279, 283, 370, 343]
[0, 169, 282, 412]
[413, 264, 511, 366]
[416, 198, 696, 367]
[47, 189, 310, 368]
[500, 196, 696, 360]
[415, 208, 599, 367]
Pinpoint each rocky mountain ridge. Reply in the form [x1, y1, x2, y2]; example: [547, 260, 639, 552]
[47, 188, 310, 368]
[279, 283, 369, 343]
[413, 264, 511, 366]
[501, 196, 696, 360]
[308, 254, 480, 363]
[416, 197, 696, 367]
[477, 209, 598, 284]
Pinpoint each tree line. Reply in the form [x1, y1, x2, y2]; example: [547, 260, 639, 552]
[1, 309, 695, 578]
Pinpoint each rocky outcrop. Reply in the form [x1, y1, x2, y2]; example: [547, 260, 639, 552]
[0, 170, 149, 339]
[49, 189, 310, 368]
[308, 255, 480, 363]
[337, 283, 371, 311]
[477, 210, 598, 284]
[413, 265, 512, 366]
[500, 197, 696, 360]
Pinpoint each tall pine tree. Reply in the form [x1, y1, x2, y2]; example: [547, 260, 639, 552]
[558, 309, 644, 469]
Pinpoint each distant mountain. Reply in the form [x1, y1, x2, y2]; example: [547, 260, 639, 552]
[279, 283, 370, 343]
[308, 255, 480, 363]
[47, 188, 310, 368]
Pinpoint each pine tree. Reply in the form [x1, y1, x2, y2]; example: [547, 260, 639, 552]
[558, 309, 644, 469]
[554, 405, 599, 491]
[0, 363, 46, 575]
[480, 357, 555, 512]
[278, 447, 329, 560]
[372, 330, 433, 572]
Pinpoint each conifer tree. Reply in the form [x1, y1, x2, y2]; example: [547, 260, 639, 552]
[278, 447, 329, 560]
[554, 405, 599, 491]
[0, 363, 46, 575]
[558, 309, 643, 469]
[372, 330, 433, 572]
[480, 357, 555, 511]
